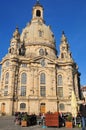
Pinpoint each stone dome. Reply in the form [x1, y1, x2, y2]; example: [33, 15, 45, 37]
[20, 1, 56, 50]
[20, 21, 55, 48]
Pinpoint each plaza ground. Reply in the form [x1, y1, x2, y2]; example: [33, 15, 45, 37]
[0, 116, 82, 130]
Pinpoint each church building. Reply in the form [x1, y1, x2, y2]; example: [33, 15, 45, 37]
[0, 1, 81, 115]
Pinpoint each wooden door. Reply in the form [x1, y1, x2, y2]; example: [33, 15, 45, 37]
[1, 103, 5, 113]
[40, 103, 45, 113]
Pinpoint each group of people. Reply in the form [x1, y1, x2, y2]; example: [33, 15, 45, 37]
[14, 112, 37, 126]
[13, 98, 86, 130]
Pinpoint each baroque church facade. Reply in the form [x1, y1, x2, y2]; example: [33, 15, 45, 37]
[0, 1, 81, 115]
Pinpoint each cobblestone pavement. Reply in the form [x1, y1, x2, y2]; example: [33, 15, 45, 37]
[0, 116, 82, 130]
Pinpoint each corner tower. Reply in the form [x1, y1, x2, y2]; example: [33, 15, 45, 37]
[59, 31, 73, 62]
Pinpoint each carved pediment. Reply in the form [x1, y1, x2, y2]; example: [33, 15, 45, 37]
[29, 56, 57, 65]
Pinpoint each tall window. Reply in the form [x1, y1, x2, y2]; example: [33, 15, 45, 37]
[40, 73, 46, 97]
[21, 73, 27, 84]
[21, 73, 27, 96]
[4, 72, 9, 96]
[40, 86, 46, 97]
[5, 72, 9, 84]
[40, 73, 46, 84]
[57, 87, 63, 97]
[21, 86, 26, 96]
[4, 86, 8, 96]
[57, 75, 63, 86]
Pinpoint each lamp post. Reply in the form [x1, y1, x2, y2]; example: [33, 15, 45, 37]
[12, 86, 20, 115]
[12, 95, 17, 115]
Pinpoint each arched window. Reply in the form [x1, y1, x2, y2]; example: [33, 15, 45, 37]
[36, 10, 41, 17]
[5, 61, 9, 67]
[20, 103, 26, 109]
[5, 72, 9, 84]
[57, 75, 63, 86]
[40, 73, 46, 84]
[21, 73, 27, 84]
[59, 103, 65, 110]
[39, 49, 44, 56]
[21, 73, 27, 96]
[40, 73, 46, 97]
[38, 30, 43, 37]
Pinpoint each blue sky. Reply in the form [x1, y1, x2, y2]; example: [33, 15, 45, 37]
[0, 0, 86, 85]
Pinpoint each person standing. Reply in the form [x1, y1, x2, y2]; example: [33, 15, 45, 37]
[79, 98, 86, 130]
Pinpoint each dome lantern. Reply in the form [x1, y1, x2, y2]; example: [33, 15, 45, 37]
[32, 0, 44, 22]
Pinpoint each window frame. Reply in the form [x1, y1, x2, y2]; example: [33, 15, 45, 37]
[20, 103, 26, 109]
[57, 87, 63, 97]
[40, 86, 46, 97]
[57, 75, 63, 86]
[21, 73, 27, 84]
[21, 86, 26, 96]
[40, 73, 46, 84]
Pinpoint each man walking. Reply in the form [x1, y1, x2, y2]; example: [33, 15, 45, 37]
[79, 98, 86, 130]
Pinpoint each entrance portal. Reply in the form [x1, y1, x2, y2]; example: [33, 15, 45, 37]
[40, 103, 45, 113]
[1, 103, 5, 114]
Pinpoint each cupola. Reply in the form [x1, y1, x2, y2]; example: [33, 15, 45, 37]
[20, 1, 57, 58]
[32, 0, 44, 23]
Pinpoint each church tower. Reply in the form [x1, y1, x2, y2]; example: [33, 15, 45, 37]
[59, 31, 73, 61]
[0, 1, 81, 115]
